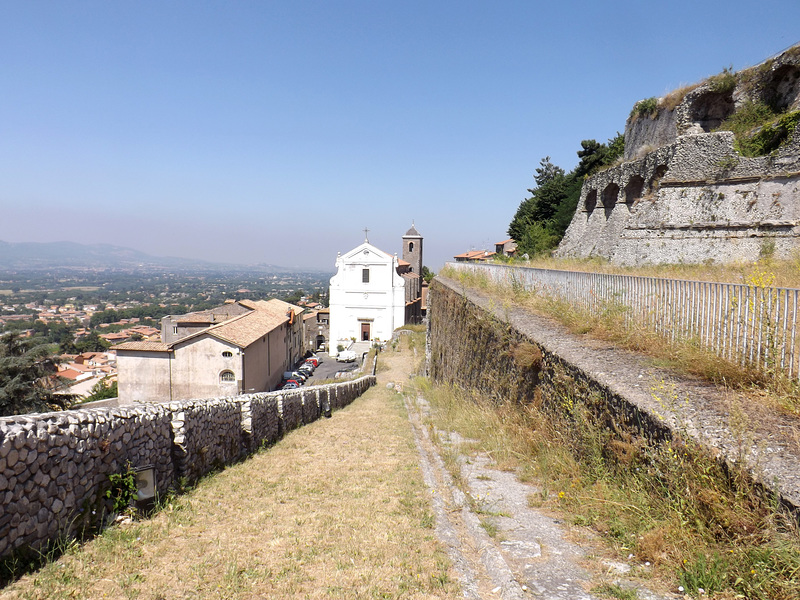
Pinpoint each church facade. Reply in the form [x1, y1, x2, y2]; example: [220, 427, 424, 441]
[328, 226, 423, 356]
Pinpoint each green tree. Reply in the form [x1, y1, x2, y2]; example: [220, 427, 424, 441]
[75, 332, 111, 353]
[84, 378, 118, 402]
[421, 266, 435, 283]
[508, 134, 624, 257]
[0, 332, 68, 416]
[283, 289, 305, 304]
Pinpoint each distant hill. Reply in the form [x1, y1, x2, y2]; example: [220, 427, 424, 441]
[0, 240, 318, 273]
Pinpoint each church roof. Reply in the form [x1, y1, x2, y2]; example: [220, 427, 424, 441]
[403, 224, 421, 237]
[340, 241, 395, 262]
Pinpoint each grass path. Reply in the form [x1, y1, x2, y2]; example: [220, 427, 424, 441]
[2, 343, 460, 600]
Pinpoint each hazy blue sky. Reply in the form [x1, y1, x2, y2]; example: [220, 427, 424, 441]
[1, 1, 798, 270]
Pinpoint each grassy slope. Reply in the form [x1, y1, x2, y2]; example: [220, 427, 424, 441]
[1, 342, 458, 600]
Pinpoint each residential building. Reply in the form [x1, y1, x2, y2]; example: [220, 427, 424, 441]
[115, 299, 304, 402]
[453, 249, 496, 262]
[304, 308, 329, 352]
[495, 238, 518, 257]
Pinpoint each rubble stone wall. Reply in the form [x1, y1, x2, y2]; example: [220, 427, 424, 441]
[0, 376, 375, 561]
[556, 130, 800, 265]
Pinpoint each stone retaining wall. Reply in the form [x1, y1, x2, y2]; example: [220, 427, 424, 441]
[0, 376, 375, 561]
[278, 395, 304, 432]
[429, 276, 800, 516]
[170, 397, 244, 483]
[247, 396, 281, 450]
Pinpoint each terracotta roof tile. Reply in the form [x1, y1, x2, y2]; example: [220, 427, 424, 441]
[207, 309, 287, 347]
[113, 341, 172, 352]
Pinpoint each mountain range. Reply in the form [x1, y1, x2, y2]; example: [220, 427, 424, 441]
[0, 240, 313, 273]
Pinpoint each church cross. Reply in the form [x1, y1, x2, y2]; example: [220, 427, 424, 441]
[363, 227, 370, 242]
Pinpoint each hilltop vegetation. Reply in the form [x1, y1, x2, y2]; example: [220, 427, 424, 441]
[508, 135, 623, 257]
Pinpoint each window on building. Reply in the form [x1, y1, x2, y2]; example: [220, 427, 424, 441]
[173, 326, 178, 334]
[222, 351, 233, 358]
[409, 242, 414, 252]
[362, 268, 370, 283]
[220, 370, 235, 383]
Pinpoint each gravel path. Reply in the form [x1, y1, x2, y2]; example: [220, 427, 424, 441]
[404, 393, 678, 600]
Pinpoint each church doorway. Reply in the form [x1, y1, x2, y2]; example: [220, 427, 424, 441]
[361, 322, 371, 341]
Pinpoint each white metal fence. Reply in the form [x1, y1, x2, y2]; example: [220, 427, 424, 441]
[447, 262, 800, 380]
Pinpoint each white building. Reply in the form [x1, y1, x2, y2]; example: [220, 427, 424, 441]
[328, 239, 406, 355]
[115, 299, 305, 402]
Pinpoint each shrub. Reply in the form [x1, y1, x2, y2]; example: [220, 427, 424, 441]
[629, 97, 658, 121]
[707, 66, 736, 94]
[736, 110, 800, 157]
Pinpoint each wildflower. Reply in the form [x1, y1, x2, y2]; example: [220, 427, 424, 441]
[558, 491, 565, 499]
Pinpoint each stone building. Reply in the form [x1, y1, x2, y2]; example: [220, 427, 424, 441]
[115, 299, 305, 402]
[303, 308, 329, 352]
[557, 43, 800, 265]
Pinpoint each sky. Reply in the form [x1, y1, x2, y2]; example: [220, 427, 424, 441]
[1, 1, 798, 272]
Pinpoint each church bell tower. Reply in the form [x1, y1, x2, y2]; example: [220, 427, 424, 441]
[402, 223, 423, 275]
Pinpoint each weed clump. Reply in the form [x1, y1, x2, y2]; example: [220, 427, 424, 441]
[707, 66, 737, 95]
[716, 100, 800, 157]
[629, 97, 659, 122]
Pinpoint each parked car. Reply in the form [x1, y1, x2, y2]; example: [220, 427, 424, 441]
[281, 382, 299, 390]
[336, 350, 357, 363]
[304, 358, 319, 368]
[283, 370, 307, 382]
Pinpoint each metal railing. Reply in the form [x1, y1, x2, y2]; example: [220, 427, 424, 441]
[447, 262, 800, 380]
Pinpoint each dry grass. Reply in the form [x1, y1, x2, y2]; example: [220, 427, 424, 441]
[660, 82, 701, 111]
[1, 339, 458, 600]
[444, 264, 800, 415]
[414, 378, 800, 600]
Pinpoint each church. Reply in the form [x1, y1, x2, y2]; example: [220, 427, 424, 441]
[328, 225, 424, 356]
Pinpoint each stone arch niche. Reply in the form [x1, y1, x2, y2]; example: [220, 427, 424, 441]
[584, 189, 597, 214]
[649, 164, 668, 194]
[624, 175, 645, 204]
[602, 183, 620, 218]
[765, 64, 800, 111]
[687, 89, 735, 132]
